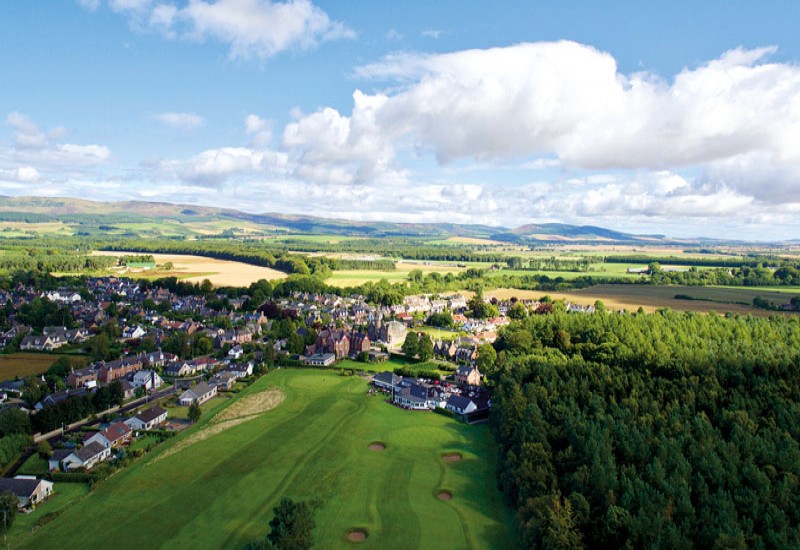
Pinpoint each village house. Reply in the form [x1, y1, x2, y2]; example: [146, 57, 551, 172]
[132, 370, 164, 391]
[84, 421, 133, 448]
[125, 406, 168, 431]
[455, 365, 482, 386]
[97, 356, 143, 382]
[164, 361, 194, 378]
[67, 367, 98, 388]
[227, 362, 253, 378]
[445, 394, 478, 414]
[178, 381, 217, 406]
[211, 372, 238, 391]
[0, 477, 54, 509]
[61, 442, 112, 470]
[19, 334, 63, 351]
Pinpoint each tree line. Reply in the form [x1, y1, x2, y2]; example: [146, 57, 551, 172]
[490, 310, 800, 548]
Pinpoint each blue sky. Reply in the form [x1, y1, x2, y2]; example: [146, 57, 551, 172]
[1, 1, 799, 240]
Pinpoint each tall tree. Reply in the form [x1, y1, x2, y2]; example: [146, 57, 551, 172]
[267, 497, 317, 550]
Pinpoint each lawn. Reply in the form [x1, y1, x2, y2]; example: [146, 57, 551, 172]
[0, 353, 87, 380]
[7, 483, 90, 548]
[19, 370, 516, 549]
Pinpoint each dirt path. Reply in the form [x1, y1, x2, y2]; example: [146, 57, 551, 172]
[151, 388, 285, 464]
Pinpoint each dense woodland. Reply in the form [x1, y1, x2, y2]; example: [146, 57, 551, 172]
[490, 311, 800, 548]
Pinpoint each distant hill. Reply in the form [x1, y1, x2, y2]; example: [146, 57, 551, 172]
[0, 195, 717, 244]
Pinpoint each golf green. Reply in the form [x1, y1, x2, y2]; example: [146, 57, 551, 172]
[19, 370, 517, 549]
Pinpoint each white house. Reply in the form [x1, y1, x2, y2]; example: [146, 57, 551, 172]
[62, 442, 112, 470]
[125, 406, 168, 431]
[132, 370, 164, 391]
[178, 382, 217, 406]
[0, 476, 54, 509]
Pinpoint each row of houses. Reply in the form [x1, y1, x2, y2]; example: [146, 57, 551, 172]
[48, 405, 169, 472]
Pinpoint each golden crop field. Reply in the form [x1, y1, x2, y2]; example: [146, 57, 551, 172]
[92, 251, 287, 287]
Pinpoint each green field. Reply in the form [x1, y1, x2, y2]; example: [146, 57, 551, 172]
[0, 353, 87, 380]
[19, 370, 516, 549]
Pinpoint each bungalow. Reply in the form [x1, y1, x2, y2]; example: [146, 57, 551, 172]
[303, 353, 336, 367]
[0, 477, 54, 509]
[132, 370, 164, 391]
[210, 372, 237, 391]
[62, 441, 112, 470]
[445, 394, 478, 415]
[48, 450, 72, 472]
[125, 406, 168, 431]
[84, 421, 133, 448]
[178, 381, 217, 406]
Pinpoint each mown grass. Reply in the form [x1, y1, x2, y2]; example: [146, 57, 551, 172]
[7, 483, 90, 548]
[20, 370, 516, 549]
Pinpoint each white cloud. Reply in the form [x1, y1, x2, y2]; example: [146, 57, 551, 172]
[0, 166, 40, 183]
[2, 112, 111, 171]
[385, 29, 404, 41]
[94, 0, 354, 59]
[76, 0, 101, 10]
[109, 0, 152, 12]
[244, 114, 272, 147]
[284, 41, 800, 209]
[155, 146, 289, 185]
[153, 112, 206, 130]
[421, 29, 445, 39]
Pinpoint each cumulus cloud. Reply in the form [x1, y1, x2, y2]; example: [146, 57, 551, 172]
[155, 146, 289, 185]
[282, 41, 800, 208]
[153, 111, 206, 130]
[244, 114, 272, 147]
[1, 112, 111, 171]
[88, 0, 353, 59]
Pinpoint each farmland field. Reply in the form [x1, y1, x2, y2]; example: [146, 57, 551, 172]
[92, 251, 287, 287]
[20, 370, 516, 549]
[326, 260, 468, 287]
[0, 352, 86, 379]
[486, 284, 800, 315]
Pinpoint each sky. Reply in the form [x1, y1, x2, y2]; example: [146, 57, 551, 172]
[1, 1, 800, 241]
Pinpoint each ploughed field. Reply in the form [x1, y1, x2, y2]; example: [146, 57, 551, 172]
[21, 370, 515, 549]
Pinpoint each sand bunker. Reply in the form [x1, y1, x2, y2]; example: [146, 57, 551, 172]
[438, 490, 453, 501]
[368, 442, 386, 451]
[441, 452, 462, 462]
[151, 387, 285, 464]
[346, 528, 368, 542]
